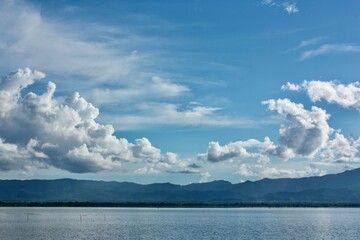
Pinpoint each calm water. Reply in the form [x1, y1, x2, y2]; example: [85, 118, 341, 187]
[0, 207, 359, 239]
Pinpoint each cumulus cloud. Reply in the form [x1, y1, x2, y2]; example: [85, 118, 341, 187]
[0, 68, 194, 173]
[199, 98, 332, 166]
[198, 138, 275, 163]
[237, 163, 256, 177]
[283, 80, 360, 111]
[281, 82, 302, 91]
[263, 98, 332, 159]
[316, 133, 360, 163]
[300, 44, 360, 60]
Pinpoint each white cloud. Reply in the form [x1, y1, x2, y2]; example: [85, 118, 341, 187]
[294, 37, 323, 50]
[316, 133, 360, 163]
[261, 0, 299, 14]
[0, 0, 151, 83]
[300, 44, 360, 60]
[0, 68, 178, 173]
[236, 162, 326, 179]
[197, 172, 211, 183]
[0, 0, 199, 127]
[199, 98, 333, 168]
[283, 2, 299, 14]
[198, 138, 275, 163]
[0, 0, 262, 133]
[88, 76, 189, 106]
[0, 138, 39, 171]
[237, 163, 256, 177]
[263, 98, 332, 159]
[259, 165, 326, 178]
[282, 80, 360, 164]
[281, 82, 302, 91]
[283, 80, 360, 111]
[134, 167, 160, 175]
[100, 102, 257, 131]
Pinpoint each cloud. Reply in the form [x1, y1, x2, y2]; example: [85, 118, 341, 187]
[100, 102, 258, 130]
[300, 44, 360, 60]
[261, 0, 299, 14]
[0, 0, 152, 83]
[88, 76, 189, 106]
[258, 165, 326, 178]
[199, 98, 332, 168]
[197, 172, 211, 183]
[283, 2, 299, 14]
[198, 138, 275, 163]
[281, 82, 302, 91]
[0, 68, 182, 173]
[188, 163, 202, 169]
[290, 37, 323, 51]
[0, 138, 42, 171]
[283, 80, 360, 111]
[261, 0, 276, 6]
[134, 167, 160, 175]
[236, 158, 326, 179]
[237, 163, 256, 177]
[316, 133, 360, 163]
[0, 0, 262, 133]
[263, 98, 332, 159]
[282, 80, 360, 163]
[134, 151, 202, 175]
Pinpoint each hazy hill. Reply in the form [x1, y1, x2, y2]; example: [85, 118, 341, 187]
[1, 168, 360, 203]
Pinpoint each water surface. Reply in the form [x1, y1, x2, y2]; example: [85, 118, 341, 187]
[0, 207, 359, 239]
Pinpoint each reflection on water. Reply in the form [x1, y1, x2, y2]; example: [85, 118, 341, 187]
[0, 208, 359, 240]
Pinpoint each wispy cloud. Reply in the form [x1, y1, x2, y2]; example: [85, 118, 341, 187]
[290, 37, 324, 51]
[0, 0, 252, 133]
[261, 0, 276, 6]
[100, 102, 259, 131]
[0, 1, 150, 83]
[300, 44, 360, 60]
[87, 76, 189, 106]
[261, 0, 299, 14]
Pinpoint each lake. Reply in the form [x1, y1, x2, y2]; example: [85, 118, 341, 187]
[0, 207, 359, 239]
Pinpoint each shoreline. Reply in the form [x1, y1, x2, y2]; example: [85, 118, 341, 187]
[1, 202, 360, 208]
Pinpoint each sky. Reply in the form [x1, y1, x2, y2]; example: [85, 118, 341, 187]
[0, 0, 360, 184]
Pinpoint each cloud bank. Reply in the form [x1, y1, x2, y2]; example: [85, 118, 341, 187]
[0, 68, 193, 174]
[200, 98, 332, 163]
[200, 79, 360, 179]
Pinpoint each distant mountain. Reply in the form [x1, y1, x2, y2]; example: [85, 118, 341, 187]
[1, 168, 360, 203]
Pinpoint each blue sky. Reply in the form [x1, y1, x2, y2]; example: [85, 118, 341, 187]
[0, 0, 360, 184]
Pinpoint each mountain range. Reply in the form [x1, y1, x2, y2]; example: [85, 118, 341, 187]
[1, 168, 360, 203]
